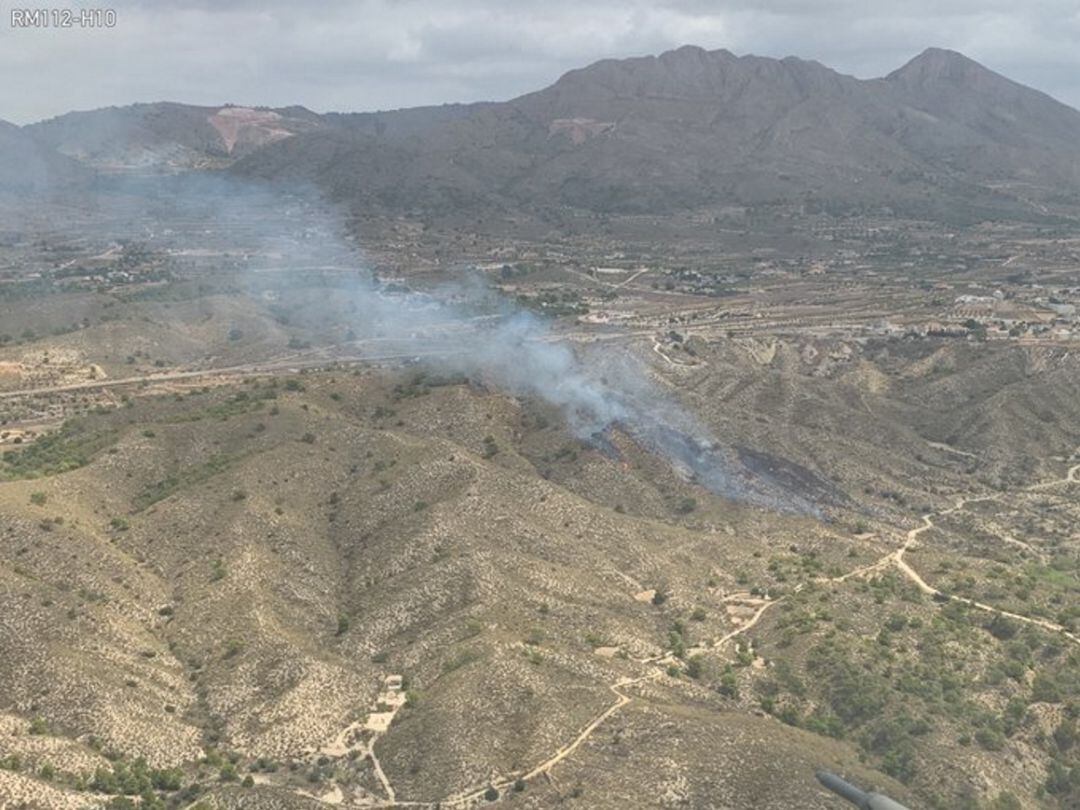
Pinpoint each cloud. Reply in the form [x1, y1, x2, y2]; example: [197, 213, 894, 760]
[1, 0, 1078, 123]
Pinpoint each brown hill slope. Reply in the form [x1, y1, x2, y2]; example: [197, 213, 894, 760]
[1, 337, 1077, 807]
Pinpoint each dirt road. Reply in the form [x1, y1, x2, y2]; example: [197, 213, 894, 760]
[884, 458, 1080, 645]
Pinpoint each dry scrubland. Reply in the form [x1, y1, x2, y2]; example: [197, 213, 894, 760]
[0, 320, 1077, 809]
[3, 40, 1080, 810]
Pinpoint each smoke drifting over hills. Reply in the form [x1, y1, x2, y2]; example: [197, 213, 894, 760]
[108, 173, 820, 515]
[345, 269, 823, 515]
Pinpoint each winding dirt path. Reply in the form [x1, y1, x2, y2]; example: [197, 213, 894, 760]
[867, 453, 1080, 645]
[196, 447, 1079, 809]
[435, 673, 659, 808]
[894, 508, 1080, 644]
[925, 440, 977, 459]
[713, 599, 781, 649]
[370, 747, 396, 804]
[521, 673, 658, 782]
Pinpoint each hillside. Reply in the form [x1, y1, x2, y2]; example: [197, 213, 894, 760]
[0, 253, 1078, 807]
[0, 119, 88, 193]
[3, 40, 1080, 810]
[228, 46, 1080, 224]
[15, 46, 1080, 224]
[27, 103, 326, 173]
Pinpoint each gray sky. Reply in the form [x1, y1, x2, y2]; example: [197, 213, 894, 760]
[3, 0, 1079, 124]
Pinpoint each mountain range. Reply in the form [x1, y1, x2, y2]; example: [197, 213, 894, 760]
[8, 46, 1080, 224]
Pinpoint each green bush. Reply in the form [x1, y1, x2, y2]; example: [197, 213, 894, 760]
[975, 727, 1006, 752]
[674, 497, 697, 514]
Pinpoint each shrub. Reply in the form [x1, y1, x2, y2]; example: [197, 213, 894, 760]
[975, 727, 1006, 752]
[210, 559, 227, 582]
[685, 655, 706, 680]
[674, 497, 697, 514]
[986, 613, 1019, 640]
[717, 665, 738, 697]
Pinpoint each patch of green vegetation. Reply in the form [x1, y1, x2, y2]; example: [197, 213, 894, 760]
[674, 496, 697, 514]
[160, 388, 276, 424]
[391, 370, 464, 401]
[716, 663, 738, 697]
[755, 588, 1079, 798]
[685, 654, 707, 680]
[87, 756, 188, 809]
[209, 559, 227, 583]
[223, 639, 243, 658]
[134, 452, 243, 510]
[442, 648, 483, 674]
[1, 420, 118, 480]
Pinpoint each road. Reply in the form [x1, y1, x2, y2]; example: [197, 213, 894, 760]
[0, 349, 461, 401]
